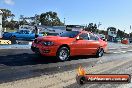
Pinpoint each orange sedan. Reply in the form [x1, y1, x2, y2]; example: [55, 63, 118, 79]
[121, 38, 129, 44]
[31, 31, 108, 61]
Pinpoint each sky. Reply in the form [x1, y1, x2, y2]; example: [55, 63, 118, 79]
[0, 0, 132, 33]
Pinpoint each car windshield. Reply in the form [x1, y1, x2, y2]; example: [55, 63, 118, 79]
[19, 30, 30, 34]
[59, 31, 80, 38]
[48, 33, 59, 36]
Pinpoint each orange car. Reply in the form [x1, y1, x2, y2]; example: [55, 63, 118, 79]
[121, 38, 129, 44]
[31, 31, 108, 61]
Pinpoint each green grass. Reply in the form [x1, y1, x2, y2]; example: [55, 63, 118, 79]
[5, 28, 17, 32]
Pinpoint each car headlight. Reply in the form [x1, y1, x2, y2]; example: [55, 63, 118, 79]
[42, 41, 54, 46]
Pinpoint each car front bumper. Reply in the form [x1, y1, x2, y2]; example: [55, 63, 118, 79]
[31, 44, 59, 56]
[31, 46, 40, 54]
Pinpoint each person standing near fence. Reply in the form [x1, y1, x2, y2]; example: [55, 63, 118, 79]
[34, 26, 39, 38]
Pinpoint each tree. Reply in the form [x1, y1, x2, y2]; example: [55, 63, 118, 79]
[107, 27, 116, 31]
[0, 9, 15, 28]
[0, 9, 15, 21]
[99, 30, 107, 35]
[34, 14, 40, 25]
[19, 15, 29, 25]
[19, 20, 28, 26]
[40, 11, 64, 26]
[84, 23, 98, 33]
[4, 19, 19, 29]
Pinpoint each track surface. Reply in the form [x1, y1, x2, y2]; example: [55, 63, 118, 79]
[0, 46, 132, 88]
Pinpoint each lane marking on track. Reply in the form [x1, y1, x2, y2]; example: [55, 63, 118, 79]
[113, 52, 121, 54]
[127, 50, 132, 52]
[121, 47, 129, 49]
[110, 50, 131, 54]
[29, 42, 32, 45]
[120, 51, 127, 53]
[109, 48, 117, 50]
[108, 47, 130, 50]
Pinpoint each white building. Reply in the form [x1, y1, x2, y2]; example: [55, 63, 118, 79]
[36, 25, 66, 35]
[108, 29, 117, 37]
[107, 28, 117, 42]
[18, 25, 84, 36]
[19, 25, 34, 31]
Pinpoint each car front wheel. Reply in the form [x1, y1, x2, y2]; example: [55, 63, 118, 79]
[96, 48, 104, 57]
[57, 47, 70, 61]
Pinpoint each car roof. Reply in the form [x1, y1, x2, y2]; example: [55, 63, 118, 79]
[19, 29, 29, 31]
[80, 30, 93, 34]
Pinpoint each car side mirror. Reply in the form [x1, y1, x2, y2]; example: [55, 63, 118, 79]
[76, 36, 83, 40]
[103, 39, 107, 41]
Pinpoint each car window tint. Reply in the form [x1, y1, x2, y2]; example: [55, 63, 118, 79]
[79, 33, 89, 40]
[59, 31, 80, 38]
[19, 30, 23, 34]
[95, 36, 99, 40]
[89, 34, 98, 40]
[19, 30, 22, 33]
[25, 30, 29, 34]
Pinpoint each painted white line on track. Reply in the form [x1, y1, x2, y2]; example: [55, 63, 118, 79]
[121, 47, 129, 49]
[109, 48, 117, 50]
[120, 51, 127, 53]
[113, 52, 121, 54]
[127, 50, 132, 52]
[109, 47, 130, 50]
[112, 51, 127, 54]
[29, 42, 32, 45]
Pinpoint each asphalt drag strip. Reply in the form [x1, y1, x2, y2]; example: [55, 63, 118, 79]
[0, 51, 132, 88]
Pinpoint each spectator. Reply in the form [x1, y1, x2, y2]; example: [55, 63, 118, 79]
[34, 26, 39, 38]
[10, 35, 17, 44]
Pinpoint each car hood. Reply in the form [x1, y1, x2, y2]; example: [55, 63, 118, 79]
[37, 36, 74, 42]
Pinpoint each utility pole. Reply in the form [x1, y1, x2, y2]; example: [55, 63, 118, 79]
[0, 10, 3, 38]
[98, 22, 102, 29]
[130, 25, 131, 38]
[64, 18, 65, 25]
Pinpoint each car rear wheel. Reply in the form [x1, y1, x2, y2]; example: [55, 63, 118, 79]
[10, 36, 17, 44]
[96, 48, 104, 57]
[57, 47, 70, 61]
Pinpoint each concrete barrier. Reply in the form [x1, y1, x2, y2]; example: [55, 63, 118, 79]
[0, 44, 31, 49]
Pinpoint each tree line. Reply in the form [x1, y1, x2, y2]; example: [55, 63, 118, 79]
[0, 9, 64, 29]
[84, 24, 132, 38]
[0, 9, 131, 38]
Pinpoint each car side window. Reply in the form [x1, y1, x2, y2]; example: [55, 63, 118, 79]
[79, 33, 89, 40]
[95, 36, 99, 41]
[19, 30, 23, 34]
[25, 31, 29, 34]
[21, 30, 29, 34]
[89, 34, 98, 41]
